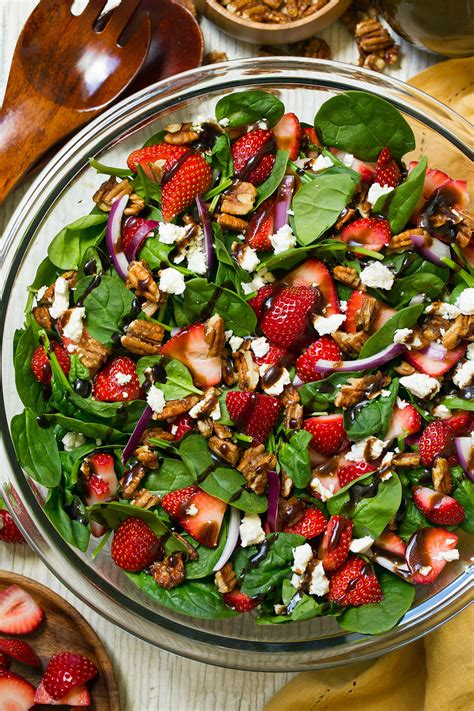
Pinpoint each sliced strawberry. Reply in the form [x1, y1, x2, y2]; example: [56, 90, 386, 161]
[87, 452, 118, 496]
[42, 652, 97, 701]
[337, 461, 376, 488]
[412, 486, 464, 526]
[161, 485, 227, 547]
[330, 148, 375, 183]
[83, 456, 117, 536]
[345, 290, 395, 334]
[161, 153, 212, 221]
[247, 284, 273, 319]
[386, 404, 422, 441]
[328, 555, 383, 606]
[231, 128, 276, 186]
[374, 147, 400, 187]
[283, 259, 340, 316]
[408, 162, 451, 221]
[406, 527, 459, 584]
[340, 217, 391, 254]
[34, 680, 91, 706]
[284, 508, 327, 538]
[272, 112, 301, 160]
[253, 343, 290, 368]
[83, 474, 109, 505]
[31, 341, 70, 386]
[111, 517, 162, 572]
[226, 391, 282, 445]
[304, 415, 348, 457]
[127, 143, 189, 178]
[319, 515, 353, 571]
[259, 285, 320, 349]
[244, 196, 275, 251]
[418, 421, 454, 466]
[121, 216, 158, 260]
[445, 410, 473, 436]
[310, 472, 341, 500]
[375, 531, 407, 558]
[302, 126, 320, 147]
[161, 322, 222, 389]
[0, 509, 25, 544]
[222, 589, 257, 613]
[405, 342, 466, 377]
[0, 671, 35, 710]
[442, 179, 469, 211]
[0, 585, 44, 635]
[0, 639, 40, 668]
[0, 653, 10, 670]
[173, 414, 194, 441]
[296, 336, 342, 383]
[93, 355, 143, 403]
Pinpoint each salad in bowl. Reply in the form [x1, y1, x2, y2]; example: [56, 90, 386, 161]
[12, 88, 473, 634]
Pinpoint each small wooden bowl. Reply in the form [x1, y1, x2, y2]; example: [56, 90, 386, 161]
[195, 0, 351, 45]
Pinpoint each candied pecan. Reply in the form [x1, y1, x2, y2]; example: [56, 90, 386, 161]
[74, 332, 110, 374]
[237, 445, 276, 494]
[357, 294, 379, 332]
[284, 403, 304, 430]
[261, 9, 287, 22]
[130, 488, 160, 509]
[355, 18, 394, 51]
[227, 0, 254, 11]
[164, 122, 200, 145]
[215, 562, 237, 593]
[217, 213, 248, 232]
[333, 265, 361, 289]
[153, 394, 200, 420]
[204, 314, 226, 357]
[126, 260, 160, 303]
[197, 418, 214, 438]
[432, 457, 452, 494]
[208, 436, 242, 466]
[334, 372, 388, 409]
[178, 0, 197, 16]
[32, 306, 52, 330]
[388, 228, 422, 252]
[213, 422, 233, 439]
[189, 388, 221, 420]
[121, 319, 165, 355]
[221, 181, 257, 216]
[335, 208, 357, 232]
[442, 315, 473, 350]
[292, 37, 331, 58]
[203, 50, 229, 64]
[280, 384, 300, 408]
[120, 463, 147, 498]
[151, 552, 185, 590]
[142, 427, 175, 445]
[262, 0, 280, 7]
[222, 353, 237, 387]
[278, 496, 305, 527]
[133, 445, 158, 470]
[393, 361, 415, 376]
[456, 210, 473, 248]
[233, 348, 260, 391]
[93, 176, 131, 211]
[280, 470, 293, 498]
[285, 0, 298, 17]
[392, 452, 421, 468]
[332, 330, 367, 356]
[363, 53, 386, 72]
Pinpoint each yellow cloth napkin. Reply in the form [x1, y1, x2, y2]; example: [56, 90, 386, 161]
[267, 58, 474, 711]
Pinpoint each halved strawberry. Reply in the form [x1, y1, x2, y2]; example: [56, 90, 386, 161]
[284, 508, 327, 538]
[0, 509, 25, 544]
[226, 391, 282, 445]
[345, 291, 395, 334]
[296, 336, 342, 383]
[31, 341, 70, 386]
[0, 653, 9, 669]
[231, 128, 276, 186]
[446, 410, 473, 436]
[319, 515, 353, 571]
[408, 161, 450, 221]
[375, 531, 407, 558]
[418, 421, 454, 466]
[412, 486, 465, 526]
[0, 585, 44, 635]
[0, 671, 35, 710]
[329, 148, 375, 182]
[253, 343, 290, 368]
[310, 472, 342, 500]
[304, 414, 348, 456]
[34, 680, 91, 706]
[173, 413, 194, 441]
[386, 404, 422, 441]
[42, 652, 97, 701]
[161, 485, 227, 547]
[328, 555, 383, 606]
[111, 517, 162, 572]
[441, 179, 469, 211]
[121, 216, 158, 260]
[0, 639, 40, 668]
[406, 527, 459, 584]
[161, 153, 212, 221]
[340, 217, 391, 254]
[259, 285, 320, 349]
[222, 589, 257, 613]
[127, 143, 189, 178]
[374, 147, 400, 187]
[272, 112, 302, 160]
[405, 342, 466, 377]
[247, 284, 274, 320]
[161, 323, 222, 388]
[93, 355, 143, 402]
[244, 195, 275, 251]
[87, 453, 118, 497]
[283, 259, 340, 316]
[337, 461, 376, 488]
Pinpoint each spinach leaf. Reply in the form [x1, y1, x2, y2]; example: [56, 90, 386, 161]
[14, 326, 47, 414]
[47, 213, 108, 270]
[44, 488, 90, 552]
[200, 468, 268, 513]
[293, 172, 357, 245]
[255, 150, 290, 208]
[139, 236, 173, 270]
[183, 278, 257, 336]
[257, 586, 327, 624]
[359, 304, 424, 358]
[89, 158, 133, 178]
[41, 413, 125, 443]
[237, 533, 305, 597]
[144, 458, 196, 495]
[453, 480, 474, 534]
[338, 569, 415, 634]
[25, 257, 58, 318]
[185, 518, 228, 579]
[279, 430, 313, 487]
[386, 273, 445, 308]
[156, 359, 202, 399]
[385, 157, 428, 234]
[178, 434, 214, 476]
[142, 129, 166, 147]
[441, 398, 474, 412]
[11, 409, 61, 488]
[213, 229, 251, 294]
[133, 165, 162, 204]
[345, 379, 399, 441]
[314, 91, 415, 161]
[299, 372, 359, 411]
[125, 572, 238, 619]
[215, 90, 284, 128]
[210, 133, 233, 178]
[398, 500, 433, 541]
[259, 245, 313, 273]
[68, 355, 90, 386]
[74, 275, 134, 346]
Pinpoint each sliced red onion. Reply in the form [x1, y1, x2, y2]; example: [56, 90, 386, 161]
[212, 507, 240, 572]
[404, 433, 421, 446]
[410, 232, 450, 267]
[122, 405, 153, 464]
[292, 374, 304, 388]
[266, 470, 280, 533]
[196, 194, 215, 274]
[313, 343, 405, 376]
[274, 175, 295, 232]
[123, 217, 159, 262]
[420, 342, 447, 362]
[106, 194, 130, 281]
[454, 436, 474, 482]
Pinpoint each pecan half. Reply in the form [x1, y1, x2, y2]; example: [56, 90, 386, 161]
[233, 347, 260, 391]
[133, 445, 158, 470]
[151, 552, 185, 589]
[73, 332, 110, 374]
[432, 457, 453, 494]
[237, 445, 276, 494]
[32, 306, 53, 330]
[126, 261, 160, 303]
[189, 388, 221, 420]
[121, 319, 165, 355]
[154, 394, 201, 421]
[332, 330, 367, 356]
[280, 470, 294, 498]
[334, 372, 389, 409]
[130, 489, 160, 509]
[120, 462, 147, 498]
[284, 403, 303, 430]
[333, 265, 361, 289]
[93, 176, 131, 211]
[208, 436, 242, 466]
[216, 213, 248, 232]
[456, 210, 473, 248]
[197, 418, 214, 438]
[215, 562, 237, 593]
[280, 384, 300, 409]
[213, 422, 233, 439]
[442, 315, 474, 350]
[204, 314, 226, 357]
[221, 181, 257, 216]
[388, 228, 423, 252]
[392, 452, 421, 468]
[393, 361, 416, 376]
[203, 50, 229, 64]
[164, 122, 200, 145]
[142, 427, 175, 445]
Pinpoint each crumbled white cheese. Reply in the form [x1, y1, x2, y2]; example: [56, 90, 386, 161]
[190, 115, 211, 132]
[432, 404, 451, 420]
[381, 451, 394, 466]
[259, 364, 291, 395]
[274, 604, 286, 615]
[311, 154, 334, 171]
[380, 389, 391, 397]
[431, 302, 460, 320]
[453, 360, 474, 390]
[396, 397, 409, 409]
[115, 372, 132, 386]
[434, 548, 459, 562]
[270, 224, 297, 254]
[380, 470, 392, 481]
[225, 330, 233, 341]
[346, 436, 388, 462]
[349, 536, 374, 554]
[170, 424, 178, 435]
[467, 343, 474, 360]
[292, 543, 313, 575]
[219, 117, 230, 127]
[186, 504, 199, 517]
[251, 337, 270, 358]
[400, 373, 440, 399]
[339, 300, 348, 313]
[394, 328, 413, 344]
[209, 401, 221, 421]
[419, 565, 433, 576]
[62, 307, 85, 343]
[61, 431, 86, 451]
[367, 182, 394, 206]
[257, 119, 268, 129]
[66, 343, 77, 353]
[49, 277, 70, 320]
[158, 222, 187, 244]
[310, 477, 335, 502]
[455, 288, 474, 315]
[241, 270, 274, 295]
[36, 285, 48, 302]
[96, 439, 102, 446]
[159, 268, 186, 295]
[360, 261, 394, 290]
[308, 560, 330, 596]
[187, 242, 207, 275]
[410, 294, 426, 305]
[229, 335, 244, 352]
[147, 385, 166, 414]
[313, 313, 346, 336]
[237, 245, 260, 273]
[239, 513, 265, 547]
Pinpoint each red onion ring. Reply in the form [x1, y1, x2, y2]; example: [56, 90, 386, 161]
[123, 217, 159, 262]
[196, 194, 214, 275]
[454, 436, 474, 482]
[420, 342, 447, 362]
[122, 405, 153, 464]
[266, 470, 280, 532]
[212, 507, 241, 572]
[410, 232, 450, 267]
[313, 343, 405, 376]
[106, 194, 130, 281]
[274, 175, 295, 232]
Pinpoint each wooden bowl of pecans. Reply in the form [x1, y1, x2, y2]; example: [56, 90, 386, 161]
[195, 0, 352, 45]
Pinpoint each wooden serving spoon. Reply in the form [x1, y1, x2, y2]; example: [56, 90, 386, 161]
[0, 0, 151, 203]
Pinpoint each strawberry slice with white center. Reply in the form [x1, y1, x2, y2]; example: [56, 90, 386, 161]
[345, 290, 395, 334]
[374, 147, 401, 187]
[34, 680, 91, 706]
[244, 195, 275, 251]
[330, 148, 375, 182]
[226, 391, 282, 445]
[374, 531, 407, 559]
[405, 341, 466, 377]
[386, 403, 422, 441]
[412, 485, 465, 526]
[283, 259, 340, 316]
[310, 472, 341, 500]
[161, 485, 227, 547]
[0, 671, 35, 710]
[406, 527, 459, 584]
[304, 414, 348, 456]
[83, 452, 119, 537]
[161, 322, 222, 388]
[296, 336, 342, 383]
[272, 112, 302, 160]
[340, 217, 391, 254]
[86, 452, 118, 499]
[0, 585, 44, 635]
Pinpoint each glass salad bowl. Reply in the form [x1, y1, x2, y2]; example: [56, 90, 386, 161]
[1, 58, 473, 671]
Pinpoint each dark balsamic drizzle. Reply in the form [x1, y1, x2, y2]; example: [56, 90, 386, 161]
[235, 136, 276, 181]
[162, 150, 192, 186]
[76, 274, 101, 307]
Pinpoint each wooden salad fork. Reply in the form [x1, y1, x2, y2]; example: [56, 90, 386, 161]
[0, 0, 151, 203]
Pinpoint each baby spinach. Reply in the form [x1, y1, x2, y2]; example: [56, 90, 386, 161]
[138, 235, 173, 270]
[89, 158, 133, 178]
[345, 379, 399, 441]
[385, 157, 427, 234]
[398, 500, 432, 541]
[209, 133, 233, 178]
[293, 172, 357, 245]
[255, 150, 290, 208]
[338, 569, 415, 634]
[41, 413, 126, 443]
[25, 257, 59, 319]
[179, 434, 213, 476]
[200, 468, 268, 514]
[299, 372, 359, 411]
[144, 459, 196, 495]
[185, 518, 228, 579]
[11, 409, 62, 488]
[453, 480, 474, 534]
[14, 326, 47, 414]
[215, 90, 284, 128]
[68, 354, 90, 386]
[441, 397, 474, 412]
[236, 533, 305, 597]
[259, 245, 313, 273]
[182, 278, 257, 336]
[47, 212, 108, 270]
[386, 273, 445, 308]
[74, 274, 135, 346]
[44, 488, 90, 552]
[314, 91, 415, 161]
[213, 230, 251, 295]
[279, 430, 313, 488]
[359, 303, 424, 358]
[156, 359, 203, 400]
[133, 165, 162, 204]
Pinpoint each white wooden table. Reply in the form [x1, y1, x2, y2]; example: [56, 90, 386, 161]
[0, 3, 439, 709]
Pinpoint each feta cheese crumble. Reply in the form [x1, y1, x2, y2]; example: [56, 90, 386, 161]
[229, 335, 244, 352]
[159, 267, 186, 295]
[310, 476, 335, 502]
[187, 241, 207, 275]
[308, 561, 330, 596]
[434, 548, 459, 562]
[61, 432, 86, 451]
[419, 565, 433, 577]
[241, 270, 274, 296]
[237, 245, 260, 273]
[455, 288, 474, 315]
[251, 337, 270, 358]
[313, 313, 346, 336]
[239, 513, 265, 547]
[453, 360, 474, 390]
[259, 364, 291, 395]
[115, 372, 132, 386]
[400, 373, 440, 399]
[339, 300, 348, 313]
[467, 343, 474, 360]
[49, 277, 70, 319]
[396, 397, 409, 409]
[367, 182, 394, 206]
[432, 404, 451, 419]
[394, 328, 413, 344]
[349, 536, 374, 554]
[360, 261, 394, 290]
[147, 385, 166, 414]
[158, 222, 187, 244]
[36, 285, 48, 302]
[292, 543, 313, 575]
[269, 224, 297, 254]
[346, 436, 387, 462]
[311, 154, 334, 171]
[62, 307, 85, 343]
[427, 302, 460, 320]
[185, 504, 199, 517]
